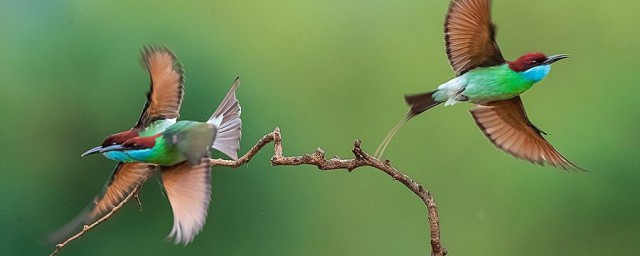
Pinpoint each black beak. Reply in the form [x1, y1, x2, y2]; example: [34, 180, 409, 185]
[100, 144, 126, 153]
[81, 146, 103, 157]
[543, 54, 569, 65]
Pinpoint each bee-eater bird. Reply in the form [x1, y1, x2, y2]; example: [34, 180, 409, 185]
[97, 78, 242, 167]
[48, 46, 185, 245]
[50, 46, 242, 245]
[375, 0, 582, 170]
[92, 77, 242, 244]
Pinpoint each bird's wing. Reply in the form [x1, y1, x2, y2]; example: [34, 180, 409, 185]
[160, 158, 212, 245]
[88, 163, 156, 218]
[135, 46, 185, 129]
[445, 0, 505, 75]
[470, 96, 582, 170]
[208, 77, 242, 160]
[47, 163, 155, 244]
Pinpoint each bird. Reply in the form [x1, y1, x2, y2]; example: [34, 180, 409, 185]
[92, 78, 242, 244]
[48, 45, 185, 245]
[49, 46, 242, 246]
[375, 0, 582, 170]
[97, 79, 242, 167]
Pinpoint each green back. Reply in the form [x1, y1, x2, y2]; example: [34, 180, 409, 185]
[140, 119, 175, 137]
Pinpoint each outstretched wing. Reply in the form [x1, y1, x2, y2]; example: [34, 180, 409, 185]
[135, 46, 185, 128]
[445, 0, 505, 75]
[47, 163, 155, 244]
[470, 96, 583, 170]
[88, 163, 156, 218]
[160, 158, 212, 244]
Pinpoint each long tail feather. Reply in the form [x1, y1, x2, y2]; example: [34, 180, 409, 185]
[374, 114, 410, 159]
[374, 91, 442, 158]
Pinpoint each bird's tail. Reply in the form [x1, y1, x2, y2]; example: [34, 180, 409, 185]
[405, 90, 441, 118]
[374, 91, 442, 159]
[207, 77, 242, 160]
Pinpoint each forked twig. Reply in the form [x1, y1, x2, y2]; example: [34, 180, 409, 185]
[213, 127, 446, 255]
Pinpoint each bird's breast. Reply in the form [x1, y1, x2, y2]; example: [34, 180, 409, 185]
[462, 67, 535, 102]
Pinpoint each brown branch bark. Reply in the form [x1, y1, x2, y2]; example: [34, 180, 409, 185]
[52, 127, 447, 256]
[212, 127, 446, 255]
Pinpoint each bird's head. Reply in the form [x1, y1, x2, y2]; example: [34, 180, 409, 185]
[508, 52, 569, 82]
[99, 135, 159, 153]
[102, 130, 140, 147]
[81, 129, 139, 157]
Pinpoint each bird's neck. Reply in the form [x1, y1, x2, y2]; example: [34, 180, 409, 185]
[518, 65, 551, 83]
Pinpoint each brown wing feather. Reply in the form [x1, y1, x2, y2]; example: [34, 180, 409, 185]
[47, 163, 155, 244]
[160, 158, 212, 245]
[135, 46, 185, 128]
[88, 163, 156, 219]
[470, 96, 583, 170]
[445, 0, 505, 75]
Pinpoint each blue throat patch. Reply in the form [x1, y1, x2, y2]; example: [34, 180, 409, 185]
[103, 151, 135, 162]
[522, 65, 551, 83]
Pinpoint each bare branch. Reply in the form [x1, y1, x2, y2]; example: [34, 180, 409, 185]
[51, 127, 447, 256]
[211, 127, 447, 256]
[209, 131, 275, 167]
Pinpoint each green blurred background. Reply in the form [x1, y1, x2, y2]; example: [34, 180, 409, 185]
[1, 0, 639, 255]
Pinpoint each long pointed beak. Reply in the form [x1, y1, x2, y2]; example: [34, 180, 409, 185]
[81, 146, 104, 157]
[100, 144, 126, 153]
[543, 54, 570, 65]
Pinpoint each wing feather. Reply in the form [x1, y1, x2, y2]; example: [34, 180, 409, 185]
[88, 163, 155, 218]
[160, 158, 212, 244]
[47, 163, 155, 244]
[135, 46, 185, 128]
[445, 0, 505, 75]
[470, 96, 583, 170]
